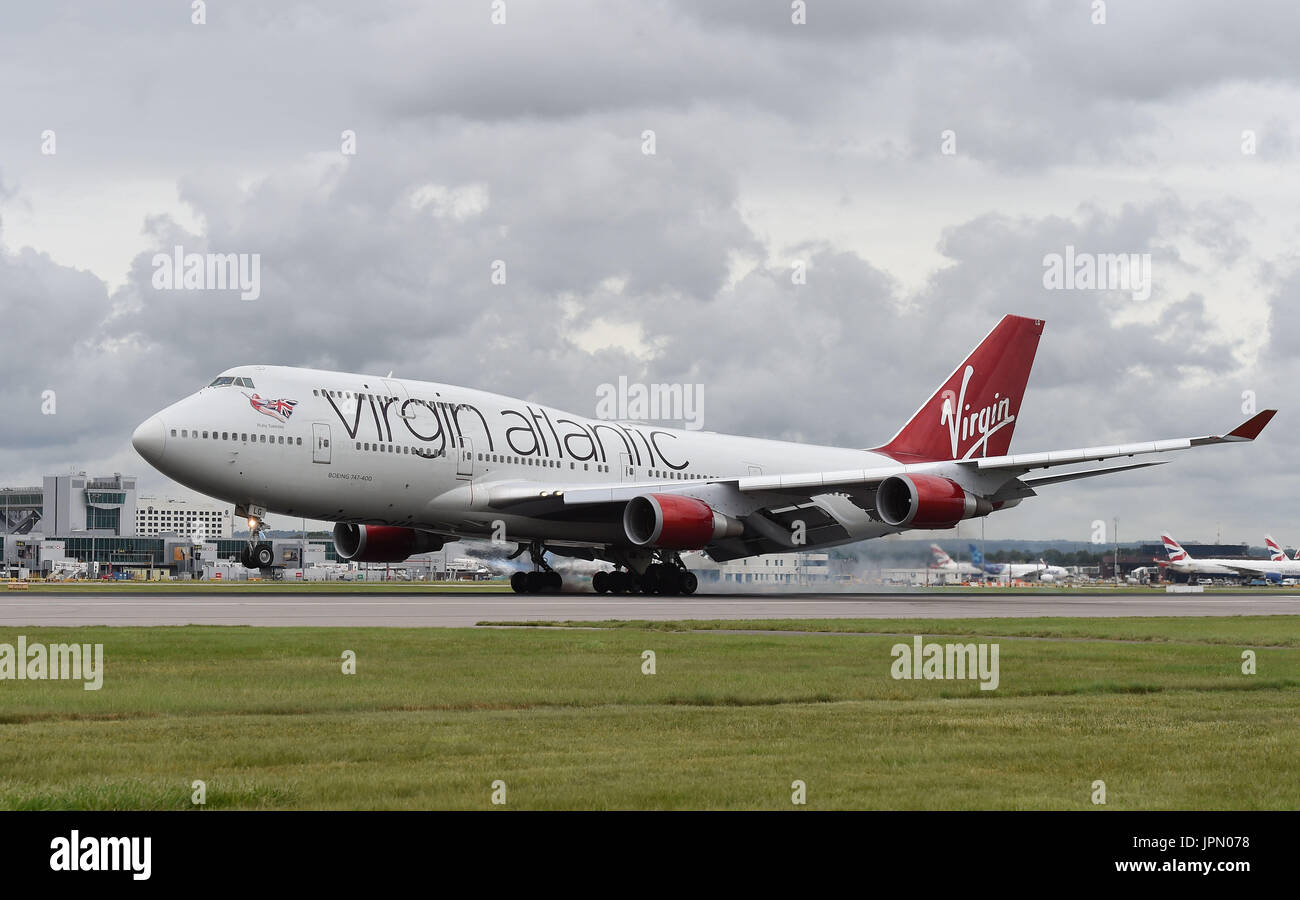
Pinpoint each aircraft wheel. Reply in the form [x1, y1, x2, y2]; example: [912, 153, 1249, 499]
[640, 567, 661, 594]
[544, 571, 563, 593]
[609, 571, 630, 594]
[680, 571, 698, 595]
[241, 545, 255, 569]
[254, 543, 275, 568]
[659, 566, 682, 595]
[510, 572, 528, 593]
[525, 571, 545, 593]
[592, 571, 609, 594]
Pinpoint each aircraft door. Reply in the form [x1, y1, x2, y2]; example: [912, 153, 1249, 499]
[457, 437, 474, 477]
[312, 423, 331, 464]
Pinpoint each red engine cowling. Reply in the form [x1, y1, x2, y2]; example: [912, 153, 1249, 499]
[623, 494, 743, 549]
[875, 474, 993, 529]
[332, 524, 446, 563]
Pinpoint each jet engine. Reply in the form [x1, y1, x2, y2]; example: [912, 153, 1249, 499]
[875, 474, 993, 530]
[623, 494, 743, 549]
[332, 524, 446, 563]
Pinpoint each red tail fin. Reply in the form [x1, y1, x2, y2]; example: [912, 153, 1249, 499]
[875, 315, 1043, 462]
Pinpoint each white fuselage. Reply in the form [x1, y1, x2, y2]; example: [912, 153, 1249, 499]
[132, 365, 904, 548]
[986, 562, 1069, 581]
[1162, 558, 1242, 577]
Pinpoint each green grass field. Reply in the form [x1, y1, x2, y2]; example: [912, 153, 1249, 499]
[1, 618, 1297, 809]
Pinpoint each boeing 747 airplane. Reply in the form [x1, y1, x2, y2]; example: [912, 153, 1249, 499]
[131, 315, 1275, 594]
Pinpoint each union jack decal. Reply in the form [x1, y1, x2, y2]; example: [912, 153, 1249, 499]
[245, 393, 298, 422]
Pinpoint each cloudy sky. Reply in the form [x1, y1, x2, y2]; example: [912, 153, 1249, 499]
[2, 0, 1298, 546]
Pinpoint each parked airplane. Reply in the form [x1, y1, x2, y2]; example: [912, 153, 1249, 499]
[131, 315, 1275, 595]
[1210, 534, 1300, 580]
[1159, 534, 1287, 583]
[930, 544, 984, 577]
[968, 544, 1069, 582]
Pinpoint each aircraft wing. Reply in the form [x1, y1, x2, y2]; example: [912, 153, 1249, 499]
[481, 411, 1275, 559]
[1215, 561, 1275, 577]
[729, 410, 1276, 495]
[486, 411, 1274, 511]
[958, 410, 1276, 475]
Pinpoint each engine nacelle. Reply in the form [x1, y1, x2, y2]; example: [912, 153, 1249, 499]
[332, 523, 445, 563]
[623, 494, 743, 550]
[875, 474, 993, 529]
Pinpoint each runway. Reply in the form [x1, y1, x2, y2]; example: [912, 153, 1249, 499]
[2, 591, 1299, 627]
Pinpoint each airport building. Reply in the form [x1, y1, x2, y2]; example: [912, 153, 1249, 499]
[693, 551, 836, 585]
[2, 473, 236, 542]
[136, 495, 235, 539]
[2, 473, 139, 537]
[0, 487, 43, 534]
[42, 472, 138, 536]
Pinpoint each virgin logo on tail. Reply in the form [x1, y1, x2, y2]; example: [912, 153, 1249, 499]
[939, 366, 1015, 459]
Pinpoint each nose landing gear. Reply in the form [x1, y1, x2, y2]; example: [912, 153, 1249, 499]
[239, 509, 274, 570]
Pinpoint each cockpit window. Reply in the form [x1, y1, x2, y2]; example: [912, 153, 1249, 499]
[206, 376, 256, 388]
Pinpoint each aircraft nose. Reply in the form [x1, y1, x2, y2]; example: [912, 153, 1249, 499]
[131, 415, 166, 465]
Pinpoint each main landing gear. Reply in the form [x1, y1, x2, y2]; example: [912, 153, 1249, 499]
[510, 540, 564, 594]
[592, 551, 698, 596]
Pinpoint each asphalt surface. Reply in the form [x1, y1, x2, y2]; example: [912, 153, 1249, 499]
[2, 591, 1299, 627]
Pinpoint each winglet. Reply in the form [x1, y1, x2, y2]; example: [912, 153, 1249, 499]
[1227, 409, 1276, 441]
[1190, 409, 1277, 446]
